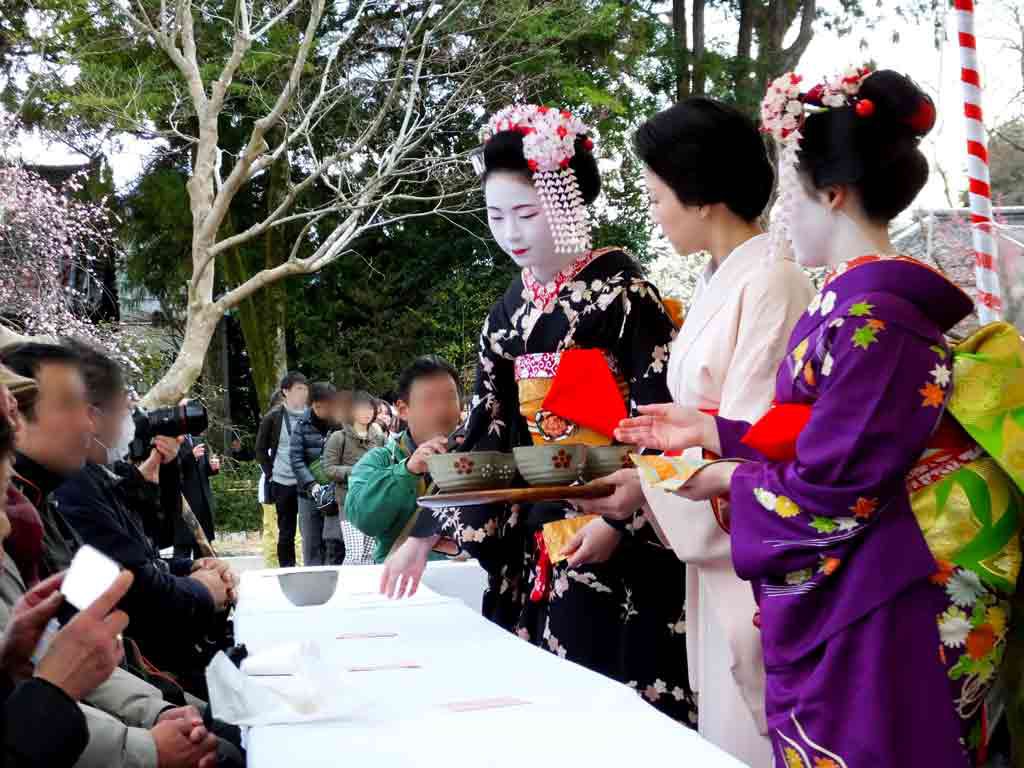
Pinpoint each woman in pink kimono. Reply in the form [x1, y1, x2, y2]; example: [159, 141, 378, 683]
[617, 69, 1024, 767]
[579, 98, 813, 764]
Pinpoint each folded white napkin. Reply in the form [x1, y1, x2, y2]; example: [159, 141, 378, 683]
[207, 642, 364, 726]
[240, 641, 311, 677]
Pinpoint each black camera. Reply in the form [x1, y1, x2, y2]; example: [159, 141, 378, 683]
[129, 400, 209, 461]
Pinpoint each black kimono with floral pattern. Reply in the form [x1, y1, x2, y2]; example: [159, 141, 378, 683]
[413, 247, 697, 725]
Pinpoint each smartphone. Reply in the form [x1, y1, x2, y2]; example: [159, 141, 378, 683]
[33, 545, 123, 663]
[58, 545, 123, 624]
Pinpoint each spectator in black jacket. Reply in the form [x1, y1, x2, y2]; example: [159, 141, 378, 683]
[290, 382, 337, 567]
[51, 343, 237, 691]
[173, 405, 220, 559]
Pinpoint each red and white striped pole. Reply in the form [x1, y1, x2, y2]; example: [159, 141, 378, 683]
[955, 0, 1001, 323]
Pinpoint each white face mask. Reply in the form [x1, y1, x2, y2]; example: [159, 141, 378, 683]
[485, 172, 570, 282]
[101, 411, 136, 465]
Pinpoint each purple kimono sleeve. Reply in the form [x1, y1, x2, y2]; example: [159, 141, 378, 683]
[728, 318, 948, 581]
[715, 416, 763, 461]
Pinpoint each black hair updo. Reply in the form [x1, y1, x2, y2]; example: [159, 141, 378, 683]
[482, 130, 601, 205]
[798, 70, 936, 222]
[633, 97, 774, 222]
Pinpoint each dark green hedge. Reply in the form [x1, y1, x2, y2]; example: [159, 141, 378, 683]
[210, 460, 262, 533]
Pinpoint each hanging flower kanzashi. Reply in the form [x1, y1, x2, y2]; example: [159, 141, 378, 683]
[478, 104, 598, 254]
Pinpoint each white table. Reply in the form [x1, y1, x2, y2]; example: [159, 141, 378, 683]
[234, 563, 748, 768]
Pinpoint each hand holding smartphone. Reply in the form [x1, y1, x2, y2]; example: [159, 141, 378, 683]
[33, 545, 125, 664]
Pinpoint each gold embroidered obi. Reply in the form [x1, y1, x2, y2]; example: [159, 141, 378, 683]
[514, 351, 627, 446]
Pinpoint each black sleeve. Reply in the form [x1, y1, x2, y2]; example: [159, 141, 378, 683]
[606, 276, 676, 533]
[4, 679, 88, 767]
[152, 456, 182, 549]
[255, 411, 275, 478]
[111, 461, 160, 510]
[57, 484, 215, 639]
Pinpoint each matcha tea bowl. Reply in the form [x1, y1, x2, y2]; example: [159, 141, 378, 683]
[426, 451, 517, 492]
[584, 445, 636, 481]
[513, 444, 588, 486]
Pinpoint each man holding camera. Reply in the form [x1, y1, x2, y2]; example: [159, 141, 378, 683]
[50, 342, 237, 692]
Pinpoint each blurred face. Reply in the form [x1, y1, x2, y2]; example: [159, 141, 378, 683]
[398, 374, 461, 444]
[335, 393, 352, 423]
[376, 403, 391, 427]
[312, 397, 334, 420]
[19, 362, 95, 476]
[90, 391, 131, 463]
[485, 172, 564, 280]
[644, 167, 707, 257]
[354, 403, 376, 428]
[283, 383, 309, 411]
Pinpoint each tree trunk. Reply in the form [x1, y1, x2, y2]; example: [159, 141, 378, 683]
[221, 125, 290, 413]
[733, 0, 757, 114]
[222, 245, 287, 413]
[200, 315, 230, 454]
[691, 0, 706, 96]
[673, 0, 690, 101]
[141, 301, 220, 407]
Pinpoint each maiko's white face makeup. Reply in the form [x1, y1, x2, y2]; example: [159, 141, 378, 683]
[485, 171, 565, 281]
[788, 176, 836, 268]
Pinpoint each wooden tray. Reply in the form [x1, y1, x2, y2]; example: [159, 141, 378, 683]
[418, 484, 614, 509]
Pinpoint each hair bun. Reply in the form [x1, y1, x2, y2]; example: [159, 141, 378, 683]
[858, 70, 935, 138]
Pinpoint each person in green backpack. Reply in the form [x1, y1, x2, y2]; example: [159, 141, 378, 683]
[290, 381, 338, 567]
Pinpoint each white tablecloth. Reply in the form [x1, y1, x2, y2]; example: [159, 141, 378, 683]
[234, 563, 749, 768]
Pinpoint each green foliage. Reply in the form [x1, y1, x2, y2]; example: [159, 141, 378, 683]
[4, 0, 901, 413]
[209, 459, 262, 533]
[990, 120, 1024, 207]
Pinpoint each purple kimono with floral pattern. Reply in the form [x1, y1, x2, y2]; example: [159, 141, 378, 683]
[716, 255, 981, 768]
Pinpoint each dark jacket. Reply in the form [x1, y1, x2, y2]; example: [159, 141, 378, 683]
[55, 462, 216, 671]
[289, 409, 332, 494]
[176, 436, 218, 543]
[2, 676, 88, 767]
[10, 453, 79, 580]
[255, 405, 287, 498]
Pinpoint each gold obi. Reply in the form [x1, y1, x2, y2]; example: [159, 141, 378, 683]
[909, 419, 1023, 594]
[515, 351, 628, 558]
[514, 351, 627, 447]
[909, 322, 1024, 595]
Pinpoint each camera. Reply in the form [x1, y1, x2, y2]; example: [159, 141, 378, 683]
[129, 400, 209, 460]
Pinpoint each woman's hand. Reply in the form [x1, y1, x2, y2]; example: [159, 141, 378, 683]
[380, 536, 437, 598]
[577, 469, 646, 521]
[676, 462, 738, 502]
[562, 518, 623, 568]
[614, 404, 719, 454]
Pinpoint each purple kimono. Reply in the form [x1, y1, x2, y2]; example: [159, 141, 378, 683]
[716, 255, 982, 767]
